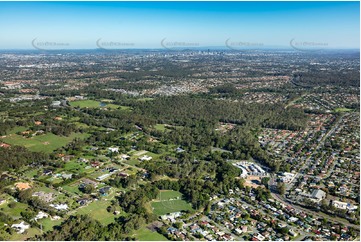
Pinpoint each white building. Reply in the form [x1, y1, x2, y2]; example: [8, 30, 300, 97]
[332, 200, 358, 211]
[11, 221, 30, 234]
[139, 155, 152, 161]
[50, 203, 68, 210]
[120, 154, 130, 160]
[281, 172, 295, 183]
[34, 211, 48, 221]
[311, 189, 326, 203]
[96, 173, 111, 181]
[108, 147, 119, 153]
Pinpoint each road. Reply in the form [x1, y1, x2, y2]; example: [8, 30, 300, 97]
[205, 197, 311, 240]
[269, 188, 360, 230]
[201, 215, 244, 241]
[296, 114, 345, 176]
[267, 114, 360, 230]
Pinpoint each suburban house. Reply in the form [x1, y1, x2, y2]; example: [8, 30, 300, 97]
[139, 155, 152, 161]
[11, 221, 30, 234]
[15, 182, 32, 191]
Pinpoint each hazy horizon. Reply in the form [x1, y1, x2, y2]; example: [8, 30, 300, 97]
[0, 1, 359, 50]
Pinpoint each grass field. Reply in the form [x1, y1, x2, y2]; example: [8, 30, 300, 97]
[9, 227, 41, 241]
[77, 197, 120, 225]
[61, 179, 83, 195]
[1, 132, 89, 153]
[151, 190, 192, 215]
[23, 169, 39, 179]
[70, 100, 108, 108]
[153, 124, 183, 132]
[132, 150, 148, 156]
[136, 97, 154, 102]
[154, 124, 167, 132]
[334, 107, 353, 112]
[63, 161, 88, 173]
[39, 217, 64, 232]
[7, 126, 27, 134]
[158, 190, 183, 201]
[151, 200, 193, 215]
[0, 201, 28, 219]
[70, 100, 131, 111]
[133, 227, 168, 241]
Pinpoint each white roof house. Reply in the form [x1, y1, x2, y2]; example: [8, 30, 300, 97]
[34, 211, 48, 221]
[50, 203, 68, 210]
[120, 154, 130, 160]
[108, 147, 119, 153]
[332, 200, 358, 211]
[139, 155, 152, 161]
[11, 221, 30, 234]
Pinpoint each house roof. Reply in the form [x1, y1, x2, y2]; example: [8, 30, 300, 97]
[15, 182, 31, 190]
[311, 189, 325, 199]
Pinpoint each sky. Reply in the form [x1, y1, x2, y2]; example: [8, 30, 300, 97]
[0, 1, 359, 50]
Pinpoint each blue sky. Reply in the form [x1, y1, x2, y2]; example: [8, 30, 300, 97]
[0, 1, 359, 49]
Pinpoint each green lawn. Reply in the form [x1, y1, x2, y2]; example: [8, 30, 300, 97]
[62, 183, 82, 195]
[9, 227, 41, 241]
[39, 217, 64, 232]
[1, 132, 89, 153]
[63, 161, 87, 173]
[133, 227, 168, 241]
[77, 196, 120, 225]
[151, 196, 193, 216]
[70, 100, 130, 111]
[70, 100, 104, 108]
[33, 186, 58, 194]
[136, 97, 154, 102]
[7, 126, 27, 134]
[74, 122, 90, 129]
[154, 124, 167, 132]
[23, 169, 39, 179]
[0, 201, 28, 219]
[158, 190, 183, 201]
[334, 107, 352, 113]
[123, 159, 140, 166]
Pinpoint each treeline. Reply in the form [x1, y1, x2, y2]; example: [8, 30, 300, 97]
[134, 96, 307, 130]
[145, 158, 245, 208]
[293, 69, 360, 87]
[34, 215, 133, 241]
[5, 188, 58, 216]
[79, 108, 156, 130]
[118, 183, 159, 215]
[0, 146, 48, 173]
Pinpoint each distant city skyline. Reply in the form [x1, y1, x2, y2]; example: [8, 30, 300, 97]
[0, 1, 359, 50]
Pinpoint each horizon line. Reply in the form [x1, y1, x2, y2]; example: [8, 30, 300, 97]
[0, 47, 359, 51]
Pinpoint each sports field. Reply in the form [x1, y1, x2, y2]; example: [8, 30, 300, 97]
[158, 190, 182, 200]
[151, 190, 192, 215]
[133, 227, 168, 241]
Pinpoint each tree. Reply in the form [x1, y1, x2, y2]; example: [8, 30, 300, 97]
[7, 202, 16, 209]
[80, 184, 95, 194]
[277, 182, 286, 196]
[107, 205, 116, 213]
[174, 222, 183, 229]
[261, 177, 270, 188]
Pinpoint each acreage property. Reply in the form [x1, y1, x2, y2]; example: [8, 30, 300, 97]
[0, 132, 89, 153]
